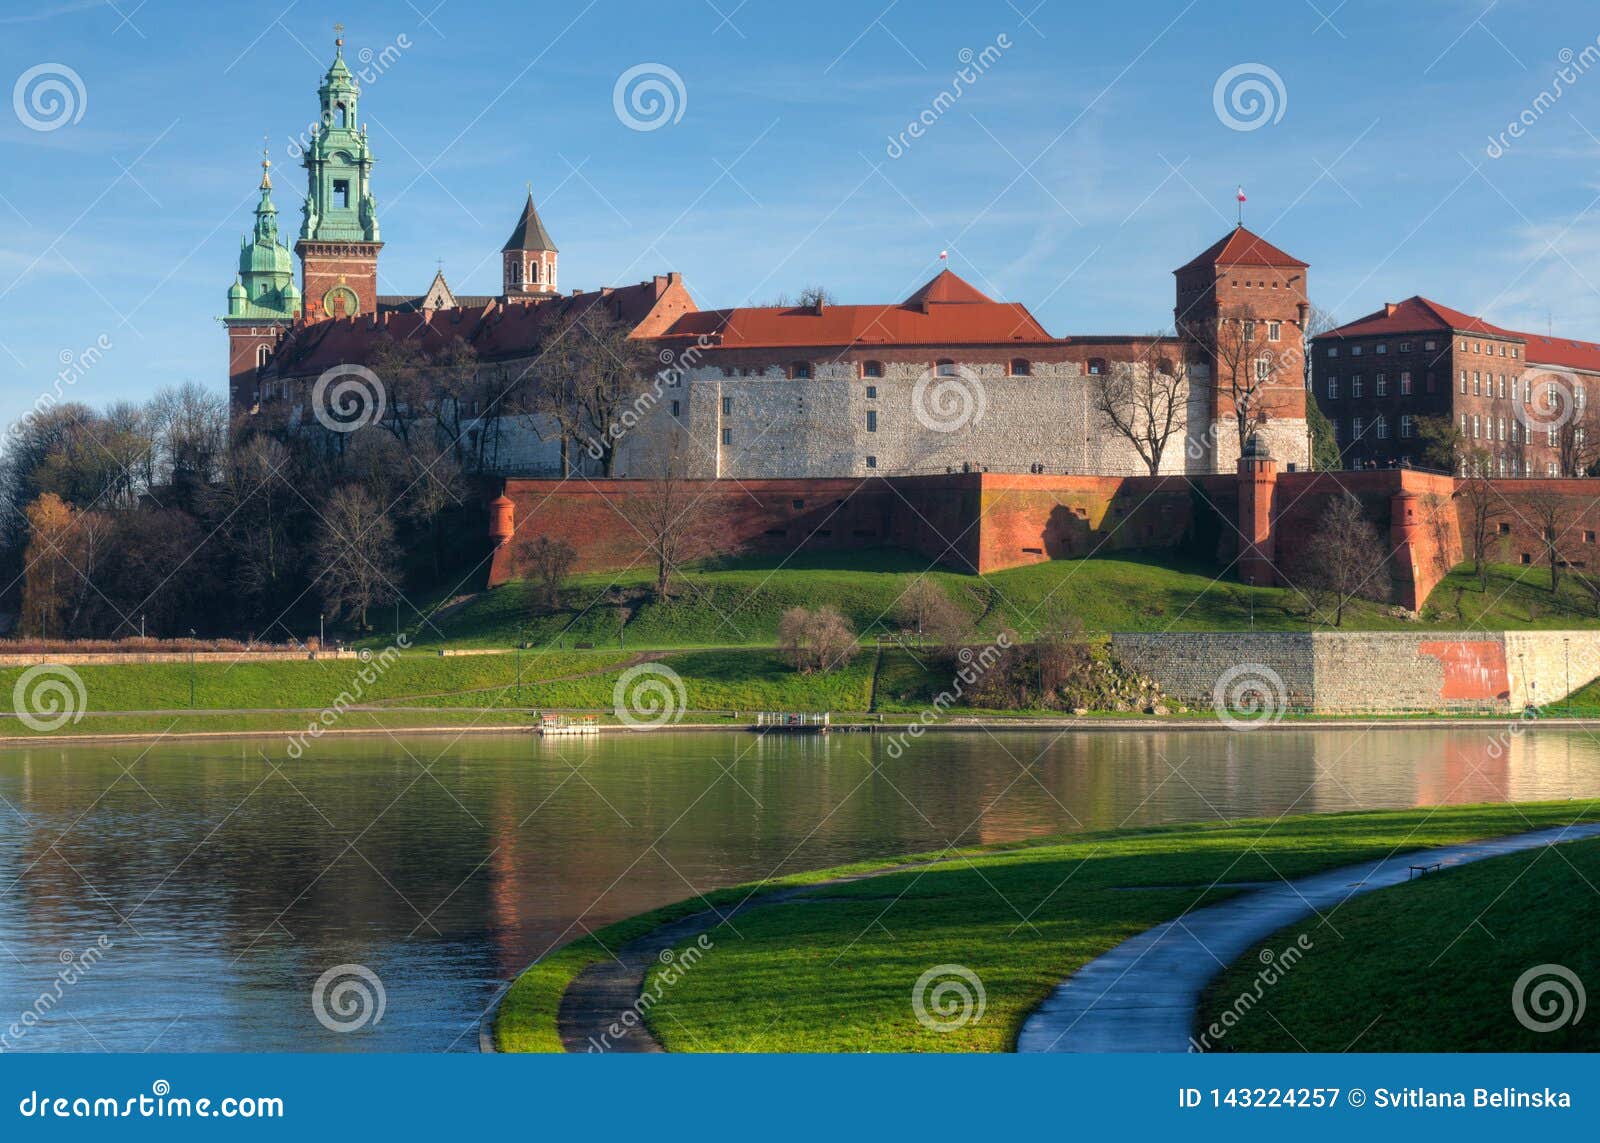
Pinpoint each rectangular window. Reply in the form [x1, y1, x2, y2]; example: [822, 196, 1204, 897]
[670, 400, 681, 417]
[1327, 346, 1339, 357]
[1268, 321, 1282, 342]
[1400, 371, 1412, 395]
[722, 396, 733, 416]
[865, 385, 877, 399]
[1497, 376, 1505, 398]
[1460, 370, 1468, 393]
[1425, 340, 1437, 351]
[333, 179, 350, 209]
[1400, 414, 1413, 438]
[721, 427, 732, 446]
[866, 410, 877, 432]
[1472, 414, 1480, 438]
[1400, 341, 1412, 353]
[1255, 358, 1270, 381]
[1376, 343, 1388, 355]
[1376, 416, 1389, 439]
[1353, 416, 1364, 439]
[1351, 345, 1363, 356]
[1375, 373, 1387, 397]
[1351, 374, 1363, 398]
[1328, 377, 1339, 399]
[865, 455, 877, 469]
[1473, 371, 1481, 395]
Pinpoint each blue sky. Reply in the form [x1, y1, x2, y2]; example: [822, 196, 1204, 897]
[4, 0, 1600, 427]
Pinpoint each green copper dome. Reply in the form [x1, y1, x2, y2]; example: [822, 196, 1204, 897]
[222, 155, 302, 323]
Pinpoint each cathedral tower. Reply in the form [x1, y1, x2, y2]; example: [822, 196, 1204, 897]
[222, 153, 301, 412]
[297, 32, 382, 319]
[501, 190, 558, 298]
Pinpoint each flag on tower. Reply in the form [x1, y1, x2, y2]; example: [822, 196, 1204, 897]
[1236, 186, 1247, 203]
[939, 250, 949, 261]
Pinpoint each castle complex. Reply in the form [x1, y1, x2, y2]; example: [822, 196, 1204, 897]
[225, 38, 1315, 480]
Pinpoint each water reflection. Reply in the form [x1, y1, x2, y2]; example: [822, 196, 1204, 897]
[0, 727, 1596, 1052]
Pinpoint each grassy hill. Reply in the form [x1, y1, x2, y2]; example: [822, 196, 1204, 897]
[398, 550, 1600, 651]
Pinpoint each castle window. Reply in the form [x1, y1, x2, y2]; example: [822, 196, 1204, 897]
[335, 103, 348, 128]
[1460, 370, 1467, 393]
[1400, 414, 1414, 438]
[256, 344, 270, 368]
[1255, 357, 1270, 381]
[1010, 358, 1032, 376]
[1087, 358, 1106, 375]
[1376, 343, 1387, 355]
[1424, 340, 1437, 351]
[1375, 415, 1389, 440]
[722, 396, 733, 416]
[1353, 416, 1364, 440]
[333, 179, 350, 209]
[865, 455, 877, 469]
[1327, 376, 1339, 399]
[862, 360, 884, 378]
[1267, 322, 1281, 342]
[1473, 372, 1481, 395]
[1400, 342, 1412, 353]
[865, 385, 877, 399]
[1499, 417, 1506, 441]
[1327, 346, 1338, 357]
[1498, 375, 1505, 398]
[1375, 373, 1386, 396]
[721, 427, 732, 446]
[790, 361, 812, 379]
[935, 359, 958, 376]
[1351, 374, 1363, 398]
[866, 410, 878, 432]
[1350, 345, 1362, 356]
[1400, 371, 1412, 395]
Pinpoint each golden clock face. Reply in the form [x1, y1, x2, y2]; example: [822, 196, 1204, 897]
[322, 284, 359, 318]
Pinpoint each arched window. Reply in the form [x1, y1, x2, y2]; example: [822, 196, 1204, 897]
[336, 103, 348, 128]
[935, 359, 957, 376]
[861, 360, 884, 379]
[1087, 358, 1106, 375]
[1010, 358, 1031, 376]
[529, 261, 540, 283]
[790, 361, 813, 379]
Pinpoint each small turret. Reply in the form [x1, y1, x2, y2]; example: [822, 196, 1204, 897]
[502, 188, 558, 298]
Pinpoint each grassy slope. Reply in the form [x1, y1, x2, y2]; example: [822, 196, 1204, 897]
[492, 801, 1600, 1053]
[1199, 836, 1600, 1052]
[411, 553, 1600, 652]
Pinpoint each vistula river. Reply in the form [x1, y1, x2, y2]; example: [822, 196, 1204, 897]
[0, 726, 1596, 1051]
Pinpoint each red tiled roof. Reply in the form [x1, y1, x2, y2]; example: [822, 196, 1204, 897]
[657, 269, 1054, 348]
[1176, 225, 1308, 273]
[1324, 295, 1600, 374]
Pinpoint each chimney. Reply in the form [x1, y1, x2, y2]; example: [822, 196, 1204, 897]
[1385, 302, 1398, 317]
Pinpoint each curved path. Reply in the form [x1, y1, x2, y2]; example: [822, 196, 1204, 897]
[1016, 821, 1600, 1053]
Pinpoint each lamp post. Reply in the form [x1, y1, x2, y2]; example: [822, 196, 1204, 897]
[1565, 637, 1571, 715]
[319, 612, 325, 651]
[188, 628, 197, 708]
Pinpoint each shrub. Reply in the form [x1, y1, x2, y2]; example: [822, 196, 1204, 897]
[777, 606, 859, 675]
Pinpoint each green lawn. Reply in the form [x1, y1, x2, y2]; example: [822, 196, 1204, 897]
[492, 801, 1600, 1053]
[1199, 835, 1600, 1052]
[403, 551, 1600, 653]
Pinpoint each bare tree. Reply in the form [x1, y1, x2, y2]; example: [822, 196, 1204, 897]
[518, 535, 578, 612]
[314, 485, 401, 631]
[617, 454, 712, 598]
[1091, 344, 1189, 475]
[1294, 493, 1387, 626]
[1556, 400, 1600, 477]
[778, 605, 859, 674]
[1457, 471, 1503, 589]
[894, 578, 972, 647]
[530, 309, 656, 477]
[1182, 304, 1284, 457]
[1525, 489, 1567, 594]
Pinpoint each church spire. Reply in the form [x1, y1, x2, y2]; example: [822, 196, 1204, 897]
[502, 187, 558, 298]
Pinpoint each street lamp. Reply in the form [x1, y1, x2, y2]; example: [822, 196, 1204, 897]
[188, 628, 197, 708]
[319, 612, 325, 651]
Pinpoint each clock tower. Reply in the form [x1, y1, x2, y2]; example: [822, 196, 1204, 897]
[296, 30, 382, 319]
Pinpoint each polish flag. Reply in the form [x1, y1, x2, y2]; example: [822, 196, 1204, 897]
[1236, 186, 1247, 203]
[939, 250, 949, 261]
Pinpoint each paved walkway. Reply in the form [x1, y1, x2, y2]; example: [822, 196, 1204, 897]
[1016, 821, 1600, 1053]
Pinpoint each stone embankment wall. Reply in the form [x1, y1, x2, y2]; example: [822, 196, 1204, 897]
[0, 650, 364, 667]
[1112, 630, 1600, 714]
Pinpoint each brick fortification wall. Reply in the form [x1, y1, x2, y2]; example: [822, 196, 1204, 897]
[486, 466, 1600, 630]
[1114, 630, 1600, 713]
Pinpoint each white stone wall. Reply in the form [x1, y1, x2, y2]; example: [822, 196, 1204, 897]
[465, 355, 1313, 479]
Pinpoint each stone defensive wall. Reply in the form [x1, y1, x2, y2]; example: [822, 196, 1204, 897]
[1112, 630, 1600, 714]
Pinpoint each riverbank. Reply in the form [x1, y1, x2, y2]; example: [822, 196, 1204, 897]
[491, 801, 1600, 1053]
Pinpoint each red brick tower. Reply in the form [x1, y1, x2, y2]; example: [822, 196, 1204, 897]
[1175, 225, 1310, 471]
[1237, 433, 1278, 586]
